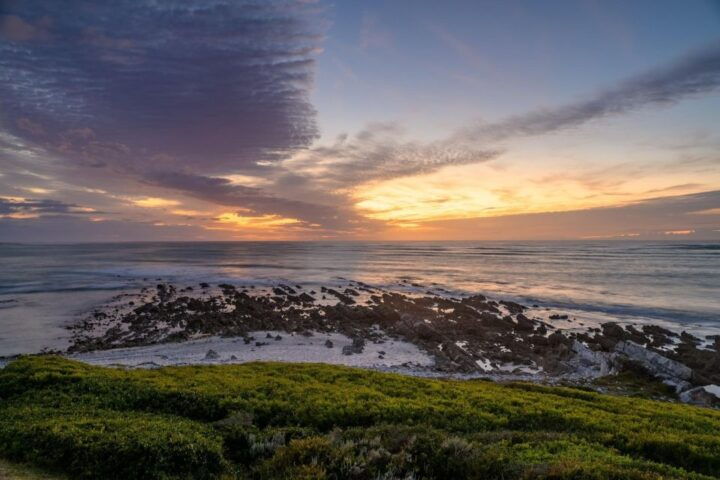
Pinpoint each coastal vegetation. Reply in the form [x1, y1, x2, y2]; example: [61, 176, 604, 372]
[1, 356, 719, 479]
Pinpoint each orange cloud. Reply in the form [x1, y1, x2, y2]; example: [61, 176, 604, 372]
[131, 197, 180, 208]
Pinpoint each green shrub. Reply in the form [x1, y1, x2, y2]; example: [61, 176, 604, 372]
[0, 406, 225, 480]
[0, 356, 718, 479]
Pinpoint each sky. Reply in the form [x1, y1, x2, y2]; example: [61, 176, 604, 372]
[0, 0, 719, 242]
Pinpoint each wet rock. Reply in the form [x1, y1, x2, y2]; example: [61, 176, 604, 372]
[325, 288, 356, 305]
[274, 335, 282, 341]
[205, 349, 220, 360]
[280, 285, 297, 294]
[298, 293, 315, 303]
[324, 339, 334, 348]
[679, 385, 720, 407]
[680, 331, 700, 346]
[500, 300, 526, 315]
[549, 314, 569, 320]
[515, 314, 534, 332]
[342, 337, 365, 355]
[602, 323, 625, 339]
[438, 341, 478, 373]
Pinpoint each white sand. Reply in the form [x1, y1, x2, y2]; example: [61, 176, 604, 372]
[69, 330, 435, 369]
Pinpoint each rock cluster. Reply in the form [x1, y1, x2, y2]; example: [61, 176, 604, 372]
[68, 281, 720, 406]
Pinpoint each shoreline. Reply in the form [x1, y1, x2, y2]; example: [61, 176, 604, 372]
[3, 278, 717, 406]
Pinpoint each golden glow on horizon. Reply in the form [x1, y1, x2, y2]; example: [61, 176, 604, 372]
[214, 212, 301, 229]
[351, 160, 719, 226]
[131, 197, 180, 208]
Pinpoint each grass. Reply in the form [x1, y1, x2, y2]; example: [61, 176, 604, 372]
[0, 356, 719, 479]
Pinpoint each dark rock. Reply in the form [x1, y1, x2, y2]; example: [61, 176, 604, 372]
[680, 331, 700, 345]
[602, 323, 625, 339]
[298, 293, 315, 303]
[500, 300, 526, 315]
[515, 314, 534, 332]
[325, 339, 334, 348]
[342, 337, 365, 355]
[325, 288, 356, 305]
[205, 349, 220, 360]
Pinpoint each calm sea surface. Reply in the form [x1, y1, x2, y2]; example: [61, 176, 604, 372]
[0, 241, 718, 355]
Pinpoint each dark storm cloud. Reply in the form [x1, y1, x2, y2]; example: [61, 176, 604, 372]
[0, 0, 343, 226]
[0, 197, 95, 216]
[456, 41, 720, 143]
[0, 1, 321, 170]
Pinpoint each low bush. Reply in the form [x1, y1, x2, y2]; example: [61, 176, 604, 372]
[0, 356, 718, 479]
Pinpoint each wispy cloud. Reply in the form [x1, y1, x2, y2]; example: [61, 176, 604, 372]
[283, 122, 500, 189]
[283, 41, 720, 195]
[455, 40, 720, 143]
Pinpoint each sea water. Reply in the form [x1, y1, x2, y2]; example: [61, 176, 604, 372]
[1, 241, 718, 355]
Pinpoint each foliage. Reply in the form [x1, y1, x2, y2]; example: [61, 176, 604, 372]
[0, 458, 65, 480]
[1, 356, 719, 479]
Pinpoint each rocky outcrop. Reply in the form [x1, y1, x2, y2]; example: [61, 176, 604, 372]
[67, 280, 718, 406]
[569, 340, 615, 378]
[679, 385, 720, 407]
[614, 341, 692, 392]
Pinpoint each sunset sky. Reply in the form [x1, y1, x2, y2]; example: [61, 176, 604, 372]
[1, 0, 719, 241]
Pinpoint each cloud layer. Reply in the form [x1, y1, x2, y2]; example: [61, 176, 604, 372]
[0, 2, 718, 239]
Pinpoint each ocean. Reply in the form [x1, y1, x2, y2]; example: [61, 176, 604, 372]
[0, 241, 718, 356]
